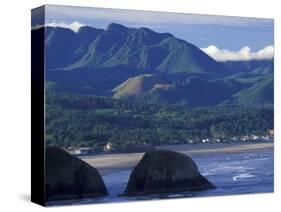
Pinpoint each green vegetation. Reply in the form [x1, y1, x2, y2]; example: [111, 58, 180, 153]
[233, 76, 273, 105]
[37, 24, 274, 153]
[46, 92, 273, 152]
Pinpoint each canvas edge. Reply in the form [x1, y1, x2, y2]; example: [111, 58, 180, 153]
[31, 5, 46, 206]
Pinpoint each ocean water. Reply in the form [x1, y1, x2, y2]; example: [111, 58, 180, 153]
[49, 148, 273, 206]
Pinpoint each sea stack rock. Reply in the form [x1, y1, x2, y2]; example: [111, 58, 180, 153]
[45, 146, 108, 201]
[123, 150, 215, 196]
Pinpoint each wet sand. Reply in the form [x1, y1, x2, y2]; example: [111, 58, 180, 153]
[81, 143, 273, 175]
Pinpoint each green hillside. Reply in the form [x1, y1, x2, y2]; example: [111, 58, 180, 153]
[112, 74, 172, 99]
[46, 92, 273, 151]
[233, 76, 273, 105]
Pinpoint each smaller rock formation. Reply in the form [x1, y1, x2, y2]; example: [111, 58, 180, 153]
[123, 150, 215, 196]
[45, 146, 108, 201]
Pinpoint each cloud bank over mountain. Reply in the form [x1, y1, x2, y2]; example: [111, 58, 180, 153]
[201, 45, 274, 61]
[32, 21, 85, 33]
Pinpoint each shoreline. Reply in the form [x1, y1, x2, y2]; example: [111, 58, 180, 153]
[81, 143, 273, 175]
[157, 142, 274, 154]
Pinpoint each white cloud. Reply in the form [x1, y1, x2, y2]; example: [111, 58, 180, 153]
[32, 21, 85, 33]
[201, 45, 274, 61]
[46, 21, 85, 32]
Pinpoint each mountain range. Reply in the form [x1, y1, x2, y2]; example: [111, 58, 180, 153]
[32, 23, 274, 107]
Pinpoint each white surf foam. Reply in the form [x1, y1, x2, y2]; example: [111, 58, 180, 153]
[233, 173, 256, 181]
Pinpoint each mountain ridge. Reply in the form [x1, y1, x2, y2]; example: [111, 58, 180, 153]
[32, 23, 273, 107]
[40, 23, 225, 76]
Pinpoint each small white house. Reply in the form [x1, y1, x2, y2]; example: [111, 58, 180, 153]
[104, 142, 112, 152]
[188, 140, 194, 144]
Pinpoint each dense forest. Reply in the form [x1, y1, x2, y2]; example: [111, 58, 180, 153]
[46, 92, 273, 152]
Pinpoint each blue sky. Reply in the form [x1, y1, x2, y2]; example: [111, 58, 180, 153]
[32, 5, 274, 61]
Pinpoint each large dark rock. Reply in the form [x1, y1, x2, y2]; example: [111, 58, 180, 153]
[45, 147, 108, 201]
[123, 150, 215, 195]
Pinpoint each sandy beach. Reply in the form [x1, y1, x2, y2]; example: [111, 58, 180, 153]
[81, 143, 273, 175]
